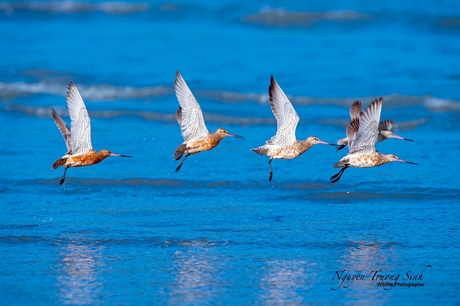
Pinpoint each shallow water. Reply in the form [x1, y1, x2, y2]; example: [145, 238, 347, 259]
[1, 0, 460, 304]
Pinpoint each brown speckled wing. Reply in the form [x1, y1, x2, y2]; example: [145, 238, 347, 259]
[379, 119, 394, 131]
[349, 100, 362, 119]
[346, 118, 360, 150]
[350, 97, 383, 154]
[267, 76, 299, 146]
[176, 107, 182, 125]
[66, 82, 93, 154]
[174, 71, 210, 142]
[52, 107, 72, 154]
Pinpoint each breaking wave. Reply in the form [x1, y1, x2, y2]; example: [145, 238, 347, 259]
[5, 104, 276, 125]
[242, 7, 374, 27]
[1, 80, 458, 113]
[0, 81, 171, 101]
[424, 96, 460, 112]
[0, 1, 150, 15]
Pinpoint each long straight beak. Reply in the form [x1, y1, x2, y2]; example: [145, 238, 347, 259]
[397, 159, 418, 165]
[110, 153, 132, 157]
[227, 133, 245, 139]
[318, 140, 338, 146]
[394, 134, 414, 141]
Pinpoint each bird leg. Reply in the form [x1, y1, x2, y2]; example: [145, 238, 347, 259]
[330, 166, 348, 184]
[59, 166, 69, 185]
[175, 154, 190, 173]
[268, 158, 274, 182]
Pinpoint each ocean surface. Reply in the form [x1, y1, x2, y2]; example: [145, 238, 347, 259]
[1, 0, 460, 304]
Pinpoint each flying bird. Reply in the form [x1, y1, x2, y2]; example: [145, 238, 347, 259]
[173, 71, 244, 172]
[336, 100, 413, 151]
[251, 76, 337, 182]
[51, 82, 131, 184]
[331, 98, 417, 183]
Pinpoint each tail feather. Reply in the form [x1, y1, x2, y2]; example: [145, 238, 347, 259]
[52, 158, 67, 169]
[174, 143, 187, 160]
[251, 147, 268, 156]
[334, 159, 349, 168]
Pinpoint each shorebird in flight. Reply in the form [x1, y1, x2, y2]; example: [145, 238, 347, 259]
[336, 100, 413, 151]
[251, 76, 337, 182]
[173, 71, 244, 172]
[51, 82, 131, 184]
[330, 98, 417, 183]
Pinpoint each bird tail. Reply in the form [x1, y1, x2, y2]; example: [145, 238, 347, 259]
[174, 143, 187, 160]
[251, 147, 268, 156]
[52, 158, 67, 169]
[333, 159, 348, 168]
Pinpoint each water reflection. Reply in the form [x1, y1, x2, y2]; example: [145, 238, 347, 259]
[332, 241, 395, 303]
[57, 238, 105, 305]
[169, 244, 221, 305]
[260, 260, 315, 304]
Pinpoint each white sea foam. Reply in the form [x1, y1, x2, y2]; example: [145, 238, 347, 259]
[0, 81, 171, 101]
[0, 1, 150, 15]
[243, 7, 374, 27]
[424, 96, 460, 112]
[1, 81, 459, 114]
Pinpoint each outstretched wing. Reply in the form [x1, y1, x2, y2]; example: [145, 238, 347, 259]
[346, 117, 360, 150]
[67, 82, 92, 155]
[266, 76, 299, 146]
[379, 119, 394, 131]
[174, 71, 209, 142]
[349, 97, 382, 154]
[52, 108, 72, 154]
[176, 106, 182, 125]
[349, 100, 362, 119]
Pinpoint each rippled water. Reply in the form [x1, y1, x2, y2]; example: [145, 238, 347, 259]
[1, 0, 460, 304]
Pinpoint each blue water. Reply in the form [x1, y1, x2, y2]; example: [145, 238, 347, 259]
[1, 0, 460, 304]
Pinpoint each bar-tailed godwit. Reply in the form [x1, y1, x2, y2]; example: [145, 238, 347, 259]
[251, 76, 337, 182]
[336, 100, 413, 151]
[51, 82, 131, 184]
[330, 98, 417, 183]
[173, 71, 244, 172]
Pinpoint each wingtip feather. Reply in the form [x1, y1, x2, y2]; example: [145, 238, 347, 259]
[67, 81, 75, 94]
[269, 76, 276, 96]
[349, 100, 363, 119]
[346, 118, 360, 142]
